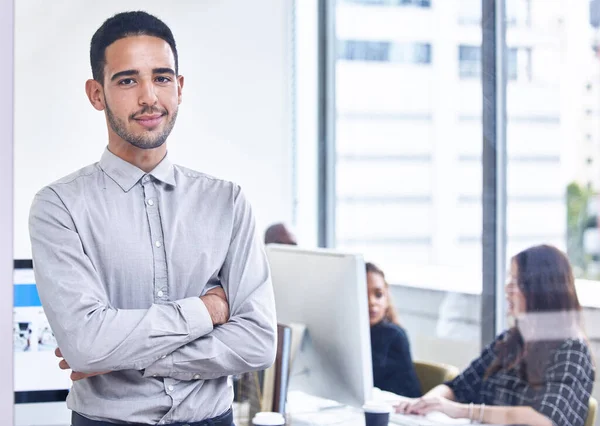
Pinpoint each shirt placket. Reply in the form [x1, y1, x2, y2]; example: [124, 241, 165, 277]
[141, 175, 169, 303]
[141, 175, 178, 413]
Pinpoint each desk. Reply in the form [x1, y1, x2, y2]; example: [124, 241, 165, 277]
[285, 391, 504, 426]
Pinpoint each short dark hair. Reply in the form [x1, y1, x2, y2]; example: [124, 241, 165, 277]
[90, 11, 179, 84]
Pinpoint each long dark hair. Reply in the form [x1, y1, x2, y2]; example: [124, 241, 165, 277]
[485, 244, 585, 384]
[366, 262, 401, 326]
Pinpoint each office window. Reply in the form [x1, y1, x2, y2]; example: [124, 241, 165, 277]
[458, 45, 481, 78]
[505, 0, 600, 344]
[459, 45, 531, 81]
[334, 0, 484, 369]
[338, 40, 432, 64]
[507, 47, 532, 81]
[459, 0, 531, 27]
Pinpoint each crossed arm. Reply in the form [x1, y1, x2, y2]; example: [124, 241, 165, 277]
[30, 186, 276, 381]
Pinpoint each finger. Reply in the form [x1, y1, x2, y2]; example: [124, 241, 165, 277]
[59, 359, 70, 370]
[72, 371, 109, 380]
[54, 347, 62, 358]
[412, 401, 439, 415]
[396, 401, 412, 414]
[70, 372, 87, 381]
[408, 399, 432, 414]
[206, 287, 226, 298]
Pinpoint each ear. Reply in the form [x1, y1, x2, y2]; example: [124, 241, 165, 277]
[177, 75, 184, 105]
[85, 79, 106, 111]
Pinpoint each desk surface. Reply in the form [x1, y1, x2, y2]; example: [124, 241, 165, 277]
[286, 391, 507, 426]
[287, 405, 510, 426]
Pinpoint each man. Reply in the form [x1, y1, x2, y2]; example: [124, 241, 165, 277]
[264, 223, 297, 245]
[29, 11, 276, 426]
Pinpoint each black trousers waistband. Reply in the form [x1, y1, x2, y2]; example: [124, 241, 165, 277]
[71, 408, 234, 426]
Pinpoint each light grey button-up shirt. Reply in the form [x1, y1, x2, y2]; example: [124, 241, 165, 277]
[29, 148, 277, 424]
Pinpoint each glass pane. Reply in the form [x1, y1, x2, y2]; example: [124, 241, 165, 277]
[505, 0, 600, 418]
[334, 0, 483, 385]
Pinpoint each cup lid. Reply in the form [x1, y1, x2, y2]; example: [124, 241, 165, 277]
[252, 412, 285, 425]
[362, 401, 393, 413]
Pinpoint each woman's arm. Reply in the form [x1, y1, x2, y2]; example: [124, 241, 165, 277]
[475, 405, 552, 426]
[422, 384, 455, 400]
[404, 397, 553, 426]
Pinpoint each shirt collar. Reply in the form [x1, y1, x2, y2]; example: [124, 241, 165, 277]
[99, 148, 176, 192]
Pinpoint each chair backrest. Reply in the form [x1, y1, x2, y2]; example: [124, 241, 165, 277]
[413, 360, 460, 395]
[585, 396, 597, 426]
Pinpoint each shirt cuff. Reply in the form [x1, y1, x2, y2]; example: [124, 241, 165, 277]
[178, 296, 214, 340]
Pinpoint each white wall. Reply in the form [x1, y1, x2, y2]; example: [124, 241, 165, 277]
[14, 0, 294, 259]
[1, 0, 15, 422]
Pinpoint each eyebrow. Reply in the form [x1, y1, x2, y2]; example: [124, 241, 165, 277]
[110, 68, 176, 82]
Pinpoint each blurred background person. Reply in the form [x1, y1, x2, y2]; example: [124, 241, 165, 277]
[367, 262, 421, 398]
[264, 223, 297, 245]
[396, 245, 595, 426]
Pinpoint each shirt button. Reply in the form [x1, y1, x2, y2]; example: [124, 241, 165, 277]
[193, 374, 200, 380]
[143, 176, 150, 183]
[168, 385, 174, 391]
[161, 355, 166, 359]
[155, 241, 162, 248]
[153, 374, 157, 377]
[157, 290, 164, 297]
[147, 199, 154, 206]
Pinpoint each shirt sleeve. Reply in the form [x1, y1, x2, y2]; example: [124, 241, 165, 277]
[445, 335, 499, 403]
[29, 187, 214, 373]
[531, 340, 595, 426]
[379, 327, 422, 398]
[142, 187, 277, 381]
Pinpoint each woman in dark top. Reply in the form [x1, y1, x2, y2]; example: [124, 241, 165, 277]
[367, 262, 422, 398]
[396, 245, 595, 426]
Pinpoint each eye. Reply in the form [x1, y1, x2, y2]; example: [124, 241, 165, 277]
[375, 291, 383, 298]
[155, 76, 172, 83]
[118, 78, 136, 86]
[119, 78, 135, 85]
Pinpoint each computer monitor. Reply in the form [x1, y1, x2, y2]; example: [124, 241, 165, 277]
[265, 245, 373, 408]
[13, 259, 70, 403]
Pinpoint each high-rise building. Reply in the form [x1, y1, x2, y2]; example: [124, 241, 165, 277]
[334, 0, 591, 284]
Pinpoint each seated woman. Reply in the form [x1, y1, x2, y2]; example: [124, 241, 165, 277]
[396, 245, 595, 426]
[367, 262, 422, 398]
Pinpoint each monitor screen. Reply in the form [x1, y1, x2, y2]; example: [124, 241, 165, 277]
[14, 259, 70, 403]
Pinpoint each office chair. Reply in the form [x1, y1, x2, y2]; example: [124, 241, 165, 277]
[413, 360, 460, 395]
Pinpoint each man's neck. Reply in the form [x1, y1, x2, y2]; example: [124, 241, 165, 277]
[108, 140, 167, 173]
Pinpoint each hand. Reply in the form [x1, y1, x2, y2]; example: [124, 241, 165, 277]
[395, 396, 467, 419]
[200, 286, 230, 326]
[55, 348, 109, 381]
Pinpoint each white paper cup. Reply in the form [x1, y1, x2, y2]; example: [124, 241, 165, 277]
[252, 411, 286, 426]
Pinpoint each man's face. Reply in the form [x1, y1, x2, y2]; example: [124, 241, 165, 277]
[100, 35, 183, 149]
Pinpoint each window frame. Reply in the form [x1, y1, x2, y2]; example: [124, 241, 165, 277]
[318, 0, 508, 349]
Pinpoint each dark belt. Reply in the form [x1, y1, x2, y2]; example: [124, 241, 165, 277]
[71, 408, 234, 426]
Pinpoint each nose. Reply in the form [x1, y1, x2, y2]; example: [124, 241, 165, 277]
[138, 80, 158, 106]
